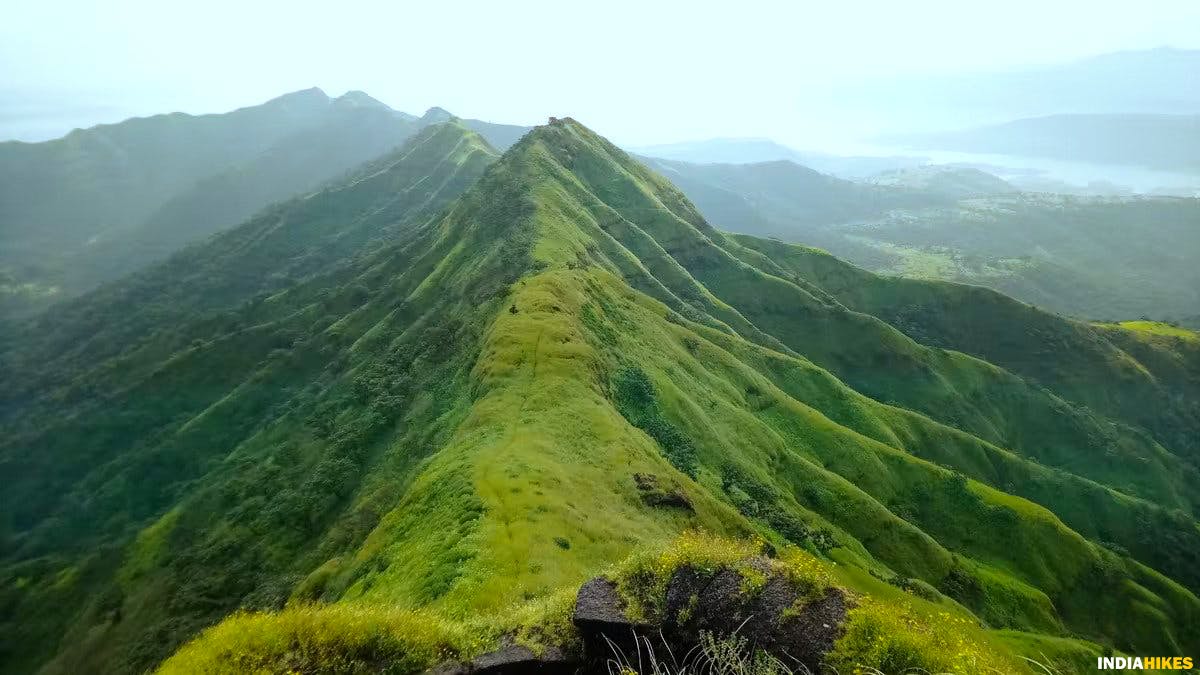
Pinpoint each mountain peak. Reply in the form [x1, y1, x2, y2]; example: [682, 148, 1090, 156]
[421, 106, 455, 123]
[333, 90, 390, 110]
[266, 87, 331, 107]
[520, 116, 605, 148]
[630, 136, 808, 165]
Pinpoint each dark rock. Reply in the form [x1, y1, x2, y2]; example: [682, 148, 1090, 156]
[572, 560, 849, 674]
[695, 567, 751, 629]
[472, 645, 538, 673]
[573, 577, 647, 673]
[642, 490, 693, 510]
[772, 587, 849, 671]
[472, 644, 573, 675]
[661, 561, 850, 673]
[427, 644, 576, 675]
[426, 661, 471, 675]
[633, 473, 694, 511]
[663, 566, 712, 626]
[573, 577, 632, 632]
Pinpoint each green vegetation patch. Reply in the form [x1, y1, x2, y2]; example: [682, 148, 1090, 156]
[613, 366, 700, 477]
[160, 532, 1025, 675]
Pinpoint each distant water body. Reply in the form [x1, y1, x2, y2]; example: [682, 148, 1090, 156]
[849, 143, 1200, 196]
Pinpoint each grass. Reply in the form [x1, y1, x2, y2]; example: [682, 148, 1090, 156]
[555, 264, 1194, 650]
[994, 631, 1109, 675]
[116, 507, 180, 587]
[157, 604, 491, 675]
[1105, 320, 1199, 341]
[704, 184, 1200, 325]
[333, 269, 746, 618]
[602, 631, 802, 675]
[826, 600, 1012, 675]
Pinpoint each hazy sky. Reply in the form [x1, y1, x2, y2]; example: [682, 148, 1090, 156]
[2, 0, 1198, 145]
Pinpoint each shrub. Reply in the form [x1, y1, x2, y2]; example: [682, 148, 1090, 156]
[613, 367, 698, 477]
[157, 605, 486, 675]
[825, 601, 1015, 675]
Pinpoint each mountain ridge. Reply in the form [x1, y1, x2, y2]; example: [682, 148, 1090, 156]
[648, 156, 1200, 324]
[2, 118, 1198, 674]
[0, 90, 531, 320]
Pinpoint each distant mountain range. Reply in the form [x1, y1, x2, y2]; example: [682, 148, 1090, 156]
[637, 156, 949, 232]
[648, 156, 1200, 324]
[864, 165, 1018, 196]
[0, 89, 526, 319]
[826, 47, 1200, 134]
[632, 138, 922, 177]
[5, 86, 1197, 332]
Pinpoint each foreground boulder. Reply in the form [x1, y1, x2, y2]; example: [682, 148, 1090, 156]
[571, 558, 850, 673]
[661, 564, 849, 672]
[571, 576, 650, 669]
[425, 554, 850, 675]
[573, 577, 639, 634]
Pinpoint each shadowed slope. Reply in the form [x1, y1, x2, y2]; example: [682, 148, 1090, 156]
[729, 235, 1200, 469]
[0, 89, 431, 317]
[66, 98, 427, 291]
[0, 122, 498, 421]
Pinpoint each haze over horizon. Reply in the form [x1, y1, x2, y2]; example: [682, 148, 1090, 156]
[3, 0, 1198, 148]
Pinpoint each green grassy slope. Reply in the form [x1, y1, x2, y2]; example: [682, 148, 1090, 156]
[0, 122, 498, 423]
[728, 236, 1200, 467]
[656, 160, 1200, 325]
[65, 97, 425, 292]
[2, 119, 1198, 674]
[0, 89, 333, 312]
[0, 123, 504, 673]
[830, 195, 1200, 324]
[0, 90, 429, 318]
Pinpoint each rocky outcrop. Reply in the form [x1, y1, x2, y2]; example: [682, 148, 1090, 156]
[426, 558, 849, 675]
[660, 564, 849, 672]
[571, 576, 650, 670]
[574, 578, 641, 633]
[572, 559, 850, 673]
[428, 643, 575, 675]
